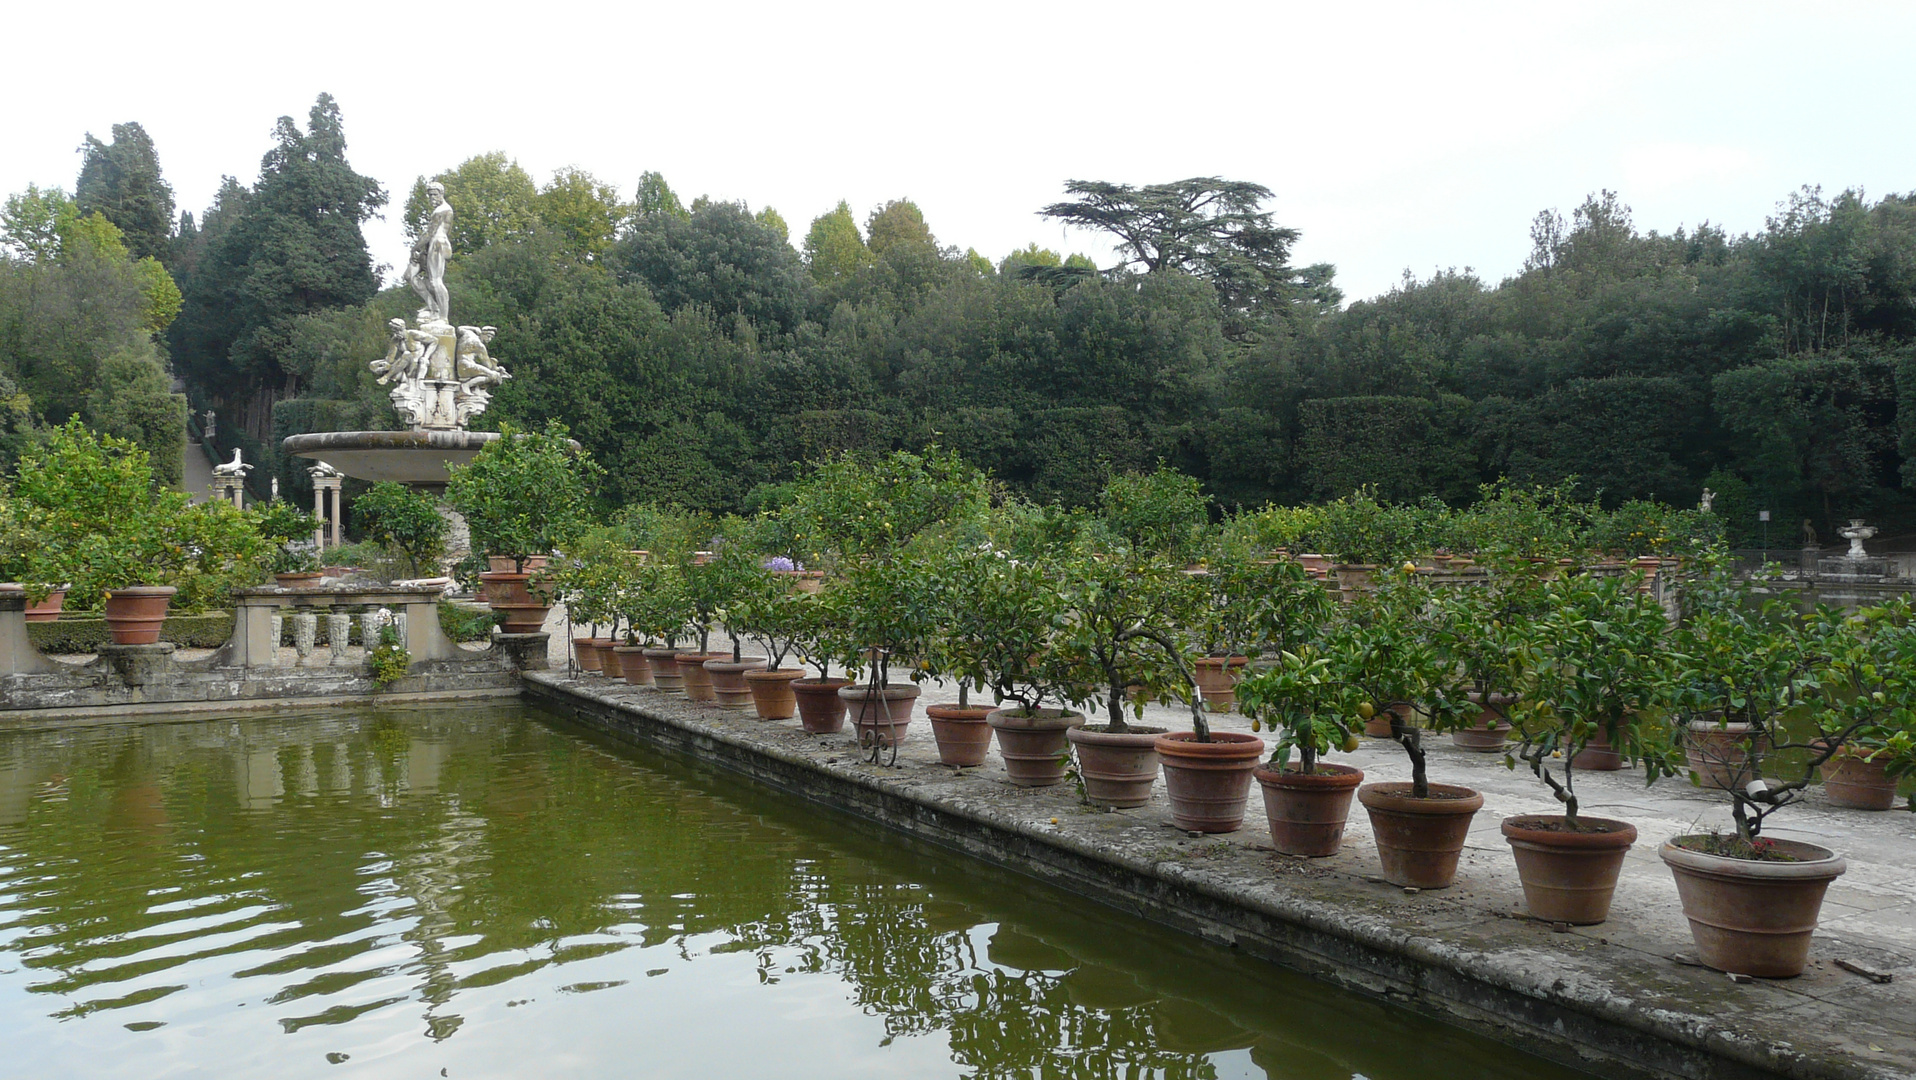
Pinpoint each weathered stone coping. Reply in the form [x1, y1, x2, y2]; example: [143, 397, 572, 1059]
[525, 671, 1912, 1080]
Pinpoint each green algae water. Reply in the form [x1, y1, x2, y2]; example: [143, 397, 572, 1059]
[0, 703, 1586, 1079]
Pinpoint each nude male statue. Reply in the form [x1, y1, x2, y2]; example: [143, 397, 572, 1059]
[404, 182, 454, 323]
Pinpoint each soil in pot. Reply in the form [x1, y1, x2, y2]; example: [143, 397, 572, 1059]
[102, 586, 176, 646]
[676, 652, 731, 703]
[1154, 732, 1265, 833]
[1686, 721, 1764, 791]
[611, 645, 652, 685]
[704, 656, 767, 709]
[1254, 763, 1364, 857]
[842, 683, 922, 747]
[1068, 725, 1165, 807]
[745, 668, 805, 720]
[793, 678, 851, 734]
[926, 705, 994, 767]
[572, 637, 604, 673]
[1191, 657, 1249, 714]
[1820, 749, 1901, 811]
[1660, 835, 1847, 977]
[1501, 815, 1637, 924]
[983, 709, 1083, 788]
[1356, 782, 1485, 889]
[643, 647, 685, 692]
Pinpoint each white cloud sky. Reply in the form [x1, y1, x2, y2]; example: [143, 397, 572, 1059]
[5, 0, 1914, 302]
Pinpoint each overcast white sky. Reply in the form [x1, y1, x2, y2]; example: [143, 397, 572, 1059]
[5, 0, 1915, 303]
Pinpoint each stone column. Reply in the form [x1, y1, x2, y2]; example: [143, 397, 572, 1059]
[211, 476, 246, 508]
[330, 483, 343, 547]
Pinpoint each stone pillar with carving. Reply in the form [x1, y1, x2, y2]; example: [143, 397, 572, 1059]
[308, 462, 344, 550]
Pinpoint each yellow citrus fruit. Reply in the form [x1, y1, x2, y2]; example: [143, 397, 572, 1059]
[1357, 701, 1375, 720]
[1341, 735, 1361, 753]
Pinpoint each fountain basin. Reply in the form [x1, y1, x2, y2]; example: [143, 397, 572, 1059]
[282, 429, 501, 486]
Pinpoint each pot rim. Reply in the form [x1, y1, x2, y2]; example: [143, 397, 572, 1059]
[1658, 836, 1846, 881]
[1254, 762, 1364, 789]
[792, 677, 853, 690]
[925, 704, 995, 721]
[985, 706, 1081, 729]
[105, 585, 178, 599]
[673, 651, 732, 663]
[703, 657, 768, 672]
[1356, 781, 1485, 815]
[839, 683, 924, 702]
[1500, 813, 1637, 850]
[1067, 723, 1166, 744]
[744, 667, 807, 682]
[1154, 730, 1265, 758]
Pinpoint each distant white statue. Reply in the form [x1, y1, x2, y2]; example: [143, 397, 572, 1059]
[202, 409, 216, 439]
[1698, 488, 1715, 514]
[212, 448, 251, 478]
[404, 182, 453, 324]
[308, 460, 342, 480]
[1838, 519, 1876, 559]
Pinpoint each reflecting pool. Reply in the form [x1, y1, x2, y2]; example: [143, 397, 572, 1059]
[0, 704, 1587, 1078]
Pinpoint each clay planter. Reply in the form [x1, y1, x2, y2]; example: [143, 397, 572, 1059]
[572, 637, 605, 673]
[23, 587, 65, 622]
[675, 652, 731, 703]
[102, 586, 177, 645]
[926, 705, 995, 767]
[1820, 749, 1901, 811]
[274, 571, 324, 589]
[611, 645, 652, 685]
[643, 647, 685, 692]
[1501, 814, 1637, 924]
[493, 604, 550, 634]
[841, 683, 922, 747]
[479, 571, 548, 607]
[704, 656, 767, 709]
[1685, 720, 1765, 791]
[1364, 702, 1415, 739]
[1660, 836, 1847, 977]
[745, 668, 805, 720]
[1254, 763, 1364, 857]
[488, 555, 550, 573]
[1452, 694, 1513, 752]
[1191, 656, 1249, 713]
[974, 708, 1074, 786]
[1068, 725, 1165, 807]
[1569, 727, 1624, 772]
[1356, 782, 1485, 889]
[1154, 731, 1266, 833]
[793, 677, 851, 733]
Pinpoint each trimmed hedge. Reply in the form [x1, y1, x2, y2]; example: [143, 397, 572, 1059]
[32, 612, 236, 653]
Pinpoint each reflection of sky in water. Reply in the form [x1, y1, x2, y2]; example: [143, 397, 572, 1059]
[0, 704, 1586, 1079]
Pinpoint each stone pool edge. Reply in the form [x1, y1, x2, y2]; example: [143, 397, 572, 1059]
[524, 672, 1893, 1080]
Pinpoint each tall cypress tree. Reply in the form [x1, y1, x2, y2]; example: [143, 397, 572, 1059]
[75, 122, 176, 265]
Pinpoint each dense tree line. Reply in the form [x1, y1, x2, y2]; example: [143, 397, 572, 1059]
[9, 96, 1916, 546]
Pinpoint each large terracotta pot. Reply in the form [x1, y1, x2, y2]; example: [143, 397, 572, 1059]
[1686, 720, 1765, 791]
[1191, 656, 1249, 713]
[1570, 726, 1624, 771]
[14, 586, 66, 622]
[1364, 702, 1414, 739]
[102, 586, 176, 645]
[1820, 748, 1901, 811]
[479, 571, 542, 606]
[926, 705, 995, 767]
[1254, 763, 1364, 857]
[676, 652, 730, 702]
[985, 708, 1084, 787]
[1068, 725, 1165, 807]
[573, 637, 605, 673]
[643, 647, 685, 692]
[1357, 782, 1485, 889]
[493, 604, 549, 634]
[745, 668, 804, 720]
[1452, 694, 1514, 752]
[1154, 731, 1265, 833]
[1660, 836, 1846, 977]
[793, 677, 851, 733]
[842, 683, 922, 747]
[611, 645, 652, 685]
[1501, 814, 1637, 924]
[704, 656, 767, 709]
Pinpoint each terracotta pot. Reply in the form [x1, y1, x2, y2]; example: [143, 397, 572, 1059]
[1333, 564, 1377, 592]
[23, 587, 65, 623]
[1660, 836, 1846, 977]
[274, 571, 324, 589]
[480, 571, 534, 606]
[926, 705, 995, 767]
[1452, 694, 1513, 752]
[643, 647, 685, 692]
[102, 586, 176, 646]
[1820, 749, 1901, 811]
[676, 652, 730, 702]
[573, 637, 605, 673]
[745, 668, 805, 720]
[1254, 763, 1364, 857]
[1686, 720, 1765, 791]
[979, 708, 1079, 786]
[487, 554, 550, 573]
[1357, 782, 1485, 889]
[611, 645, 652, 685]
[793, 677, 851, 733]
[1570, 726, 1624, 771]
[1068, 725, 1165, 807]
[1191, 656, 1249, 713]
[704, 656, 767, 709]
[1154, 731, 1265, 833]
[841, 683, 922, 747]
[493, 604, 549, 634]
[1364, 702, 1414, 739]
[1501, 814, 1637, 924]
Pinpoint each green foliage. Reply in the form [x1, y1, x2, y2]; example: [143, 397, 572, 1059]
[785, 448, 988, 564]
[402, 152, 539, 254]
[534, 167, 625, 261]
[75, 123, 175, 264]
[352, 481, 449, 577]
[633, 171, 689, 223]
[1301, 487, 1438, 565]
[1295, 395, 1476, 503]
[802, 201, 873, 286]
[1236, 649, 1363, 772]
[438, 601, 497, 643]
[1051, 551, 1208, 733]
[619, 199, 812, 333]
[924, 540, 1071, 713]
[1098, 465, 1210, 561]
[253, 499, 322, 575]
[446, 421, 601, 571]
[367, 622, 410, 686]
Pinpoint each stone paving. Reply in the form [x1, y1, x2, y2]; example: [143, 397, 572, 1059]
[526, 651, 1916, 1080]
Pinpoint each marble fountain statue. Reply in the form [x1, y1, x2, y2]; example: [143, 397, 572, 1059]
[281, 182, 512, 488]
